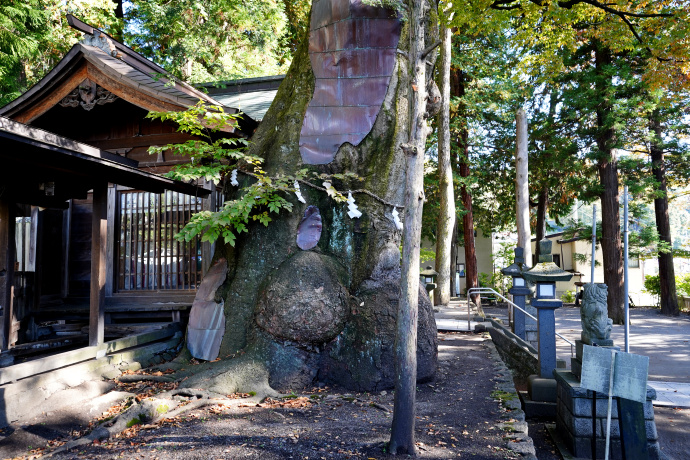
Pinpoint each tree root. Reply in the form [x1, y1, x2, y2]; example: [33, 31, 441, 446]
[117, 374, 176, 383]
[45, 355, 277, 457]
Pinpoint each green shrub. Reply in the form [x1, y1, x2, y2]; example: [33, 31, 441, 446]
[676, 274, 690, 297]
[643, 275, 661, 308]
[561, 290, 576, 303]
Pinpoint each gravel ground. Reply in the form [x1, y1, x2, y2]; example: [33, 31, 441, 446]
[2, 333, 554, 460]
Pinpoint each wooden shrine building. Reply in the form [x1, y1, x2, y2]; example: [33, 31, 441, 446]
[0, 15, 256, 368]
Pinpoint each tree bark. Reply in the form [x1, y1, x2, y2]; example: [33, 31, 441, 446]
[450, 219, 458, 297]
[389, 0, 432, 453]
[459, 132, 480, 310]
[535, 187, 548, 261]
[595, 44, 624, 324]
[434, 25, 454, 307]
[650, 110, 680, 316]
[515, 108, 532, 266]
[450, 69, 481, 310]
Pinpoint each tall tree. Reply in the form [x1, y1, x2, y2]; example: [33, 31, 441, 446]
[0, 0, 46, 105]
[594, 43, 625, 324]
[0, 0, 118, 106]
[433, 24, 454, 306]
[124, 0, 291, 82]
[649, 108, 680, 316]
[390, 0, 439, 450]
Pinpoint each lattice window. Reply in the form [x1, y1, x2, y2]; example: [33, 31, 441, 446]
[117, 190, 217, 291]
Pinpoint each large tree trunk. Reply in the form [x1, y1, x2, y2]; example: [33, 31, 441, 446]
[450, 69, 481, 311]
[193, 0, 437, 400]
[433, 25, 454, 307]
[650, 110, 680, 316]
[459, 135, 480, 310]
[595, 44, 624, 324]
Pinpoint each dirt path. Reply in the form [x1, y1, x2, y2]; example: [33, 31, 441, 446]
[3, 333, 559, 460]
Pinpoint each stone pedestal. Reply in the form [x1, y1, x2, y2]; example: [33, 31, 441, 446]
[509, 285, 531, 340]
[554, 370, 660, 459]
[532, 298, 560, 379]
[525, 305, 538, 349]
[571, 339, 619, 379]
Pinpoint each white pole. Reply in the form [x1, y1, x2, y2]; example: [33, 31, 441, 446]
[624, 186, 630, 353]
[604, 350, 617, 460]
[591, 205, 597, 284]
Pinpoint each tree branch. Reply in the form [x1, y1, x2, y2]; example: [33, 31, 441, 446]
[557, 0, 673, 18]
[420, 41, 441, 60]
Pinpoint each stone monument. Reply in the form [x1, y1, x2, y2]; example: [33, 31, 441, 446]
[580, 283, 613, 346]
[572, 283, 616, 378]
[554, 282, 661, 459]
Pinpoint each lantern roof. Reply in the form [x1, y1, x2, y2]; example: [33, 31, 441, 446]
[523, 239, 574, 283]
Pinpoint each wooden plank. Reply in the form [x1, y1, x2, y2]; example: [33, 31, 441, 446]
[201, 181, 217, 276]
[85, 63, 183, 114]
[31, 206, 43, 315]
[14, 66, 89, 124]
[0, 345, 97, 385]
[1, 199, 16, 351]
[90, 183, 108, 346]
[0, 117, 138, 168]
[86, 133, 195, 151]
[133, 192, 139, 290]
[103, 322, 180, 354]
[7, 334, 88, 357]
[156, 193, 162, 289]
[61, 202, 72, 298]
[0, 323, 179, 385]
[105, 185, 116, 296]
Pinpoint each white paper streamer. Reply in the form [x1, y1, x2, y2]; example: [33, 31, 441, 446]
[230, 169, 239, 186]
[323, 181, 338, 199]
[346, 192, 362, 219]
[392, 208, 403, 230]
[294, 180, 306, 204]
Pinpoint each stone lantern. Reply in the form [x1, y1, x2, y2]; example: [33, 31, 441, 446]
[420, 266, 438, 302]
[523, 239, 573, 379]
[501, 247, 530, 340]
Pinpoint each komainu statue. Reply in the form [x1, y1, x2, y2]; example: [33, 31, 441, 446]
[580, 283, 613, 346]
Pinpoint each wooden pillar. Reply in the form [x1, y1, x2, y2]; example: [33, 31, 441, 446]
[105, 184, 116, 297]
[61, 201, 72, 298]
[90, 184, 108, 347]
[201, 180, 217, 276]
[1, 199, 16, 351]
[30, 206, 43, 315]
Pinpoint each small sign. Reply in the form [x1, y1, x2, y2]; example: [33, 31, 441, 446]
[580, 345, 649, 403]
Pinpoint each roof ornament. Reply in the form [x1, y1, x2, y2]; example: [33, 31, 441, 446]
[59, 78, 118, 111]
[81, 29, 121, 59]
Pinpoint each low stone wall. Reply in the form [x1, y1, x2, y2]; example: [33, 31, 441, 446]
[487, 319, 539, 383]
[484, 335, 537, 459]
[0, 333, 182, 428]
[555, 369, 660, 459]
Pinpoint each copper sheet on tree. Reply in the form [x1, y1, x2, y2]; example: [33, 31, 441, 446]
[296, 206, 323, 250]
[187, 258, 227, 361]
[300, 0, 401, 165]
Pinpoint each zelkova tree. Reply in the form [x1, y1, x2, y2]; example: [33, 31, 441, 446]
[191, 0, 439, 388]
[55, 0, 441, 450]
